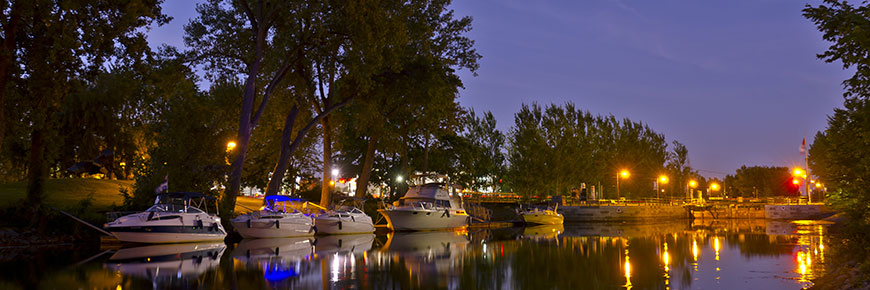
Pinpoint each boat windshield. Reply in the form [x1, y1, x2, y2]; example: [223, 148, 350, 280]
[400, 198, 451, 209]
[336, 206, 364, 213]
[146, 203, 203, 213]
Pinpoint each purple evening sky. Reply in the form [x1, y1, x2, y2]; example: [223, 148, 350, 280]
[147, 0, 851, 179]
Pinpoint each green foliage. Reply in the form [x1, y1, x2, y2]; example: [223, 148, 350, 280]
[804, 1, 870, 99]
[127, 57, 232, 207]
[0, 0, 167, 207]
[507, 102, 673, 198]
[722, 166, 799, 197]
[810, 98, 870, 224]
[805, 2, 870, 276]
[458, 111, 507, 191]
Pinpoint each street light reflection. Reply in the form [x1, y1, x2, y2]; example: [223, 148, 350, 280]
[713, 237, 720, 261]
[624, 256, 632, 289]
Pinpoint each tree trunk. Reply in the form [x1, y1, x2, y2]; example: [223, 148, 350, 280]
[265, 96, 353, 199]
[26, 128, 46, 206]
[264, 106, 299, 196]
[355, 134, 378, 198]
[0, 1, 22, 152]
[222, 53, 262, 216]
[320, 116, 333, 208]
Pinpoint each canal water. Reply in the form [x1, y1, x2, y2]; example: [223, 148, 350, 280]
[0, 219, 828, 289]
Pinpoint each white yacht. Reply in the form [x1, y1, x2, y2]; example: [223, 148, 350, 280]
[315, 205, 375, 235]
[231, 195, 316, 238]
[378, 173, 468, 231]
[104, 192, 227, 243]
[519, 204, 564, 225]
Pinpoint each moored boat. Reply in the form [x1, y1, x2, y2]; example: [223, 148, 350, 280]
[520, 205, 564, 225]
[377, 173, 468, 231]
[315, 205, 375, 235]
[104, 192, 227, 243]
[231, 195, 317, 238]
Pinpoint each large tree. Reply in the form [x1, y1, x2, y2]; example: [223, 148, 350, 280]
[805, 0, 870, 275]
[805, 1, 870, 99]
[8, 0, 166, 211]
[507, 102, 672, 199]
[723, 166, 799, 197]
[304, 0, 479, 205]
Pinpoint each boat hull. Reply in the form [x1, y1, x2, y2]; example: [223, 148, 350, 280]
[378, 208, 467, 231]
[521, 212, 564, 225]
[105, 213, 227, 244]
[314, 215, 374, 234]
[108, 228, 227, 243]
[231, 215, 314, 238]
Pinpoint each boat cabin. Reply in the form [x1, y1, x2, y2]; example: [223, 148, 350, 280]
[151, 192, 219, 214]
[398, 174, 461, 209]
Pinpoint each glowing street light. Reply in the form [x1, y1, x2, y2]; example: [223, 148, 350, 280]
[396, 175, 403, 182]
[616, 169, 630, 200]
[656, 175, 669, 199]
[709, 182, 721, 199]
[659, 175, 669, 184]
[688, 180, 698, 200]
[226, 141, 237, 151]
[793, 168, 804, 176]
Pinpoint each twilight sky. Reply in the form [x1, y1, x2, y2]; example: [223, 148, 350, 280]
[148, 0, 851, 178]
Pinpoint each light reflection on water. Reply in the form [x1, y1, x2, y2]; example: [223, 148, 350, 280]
[0, 219, 829, 289]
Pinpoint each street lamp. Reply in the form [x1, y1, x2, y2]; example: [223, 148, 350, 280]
[396, 175, 403, 182]
[688, 180, 698, 200]
[225, 141, 237, 165]
[616, 169, 630, 200]
[793, 167, 811, 203]
[657, 175, 669, 199]
[793, 168, 804, 176]
[710, 182, 720, 198]
[331, 168, 340, 192]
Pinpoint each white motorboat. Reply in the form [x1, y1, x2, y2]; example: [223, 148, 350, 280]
[519, 204, 564, 225]
[231, 195, 317, 238]
[315, 206, 375, 235]
[104, 192, 227, 243]
[378, 173, 468, 231]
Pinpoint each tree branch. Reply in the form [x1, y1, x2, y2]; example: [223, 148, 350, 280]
[251, 52, 300, 128]
[235, 0, 258, 32]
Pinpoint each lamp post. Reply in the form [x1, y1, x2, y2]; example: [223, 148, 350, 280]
[225, 141, 237, 165]
[657, 175, 669, 199]
[710, 182, 720, 199]
[687, 180, 698, 201]
[793, 167, 811, 203]
[617, 170, 630, 200]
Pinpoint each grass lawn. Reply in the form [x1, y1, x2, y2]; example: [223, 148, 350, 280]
[0, 178, 133, 210]
[0, 178, 265, 214]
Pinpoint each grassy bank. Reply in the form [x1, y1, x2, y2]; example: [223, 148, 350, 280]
[0, 179, 133, 211]
[0, 178, 263, 213]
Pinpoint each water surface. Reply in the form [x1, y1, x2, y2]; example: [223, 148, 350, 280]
[0, 219, 828, 289]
